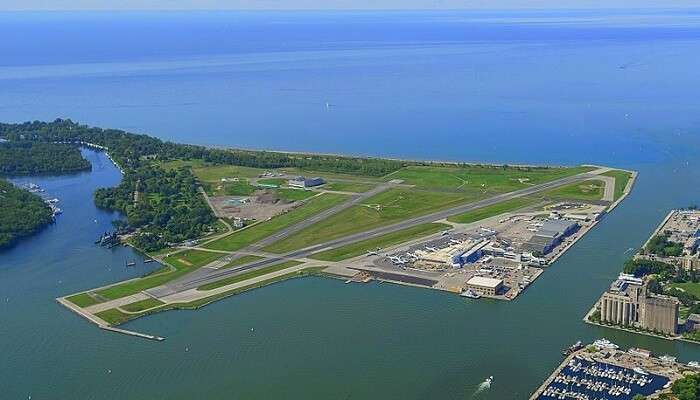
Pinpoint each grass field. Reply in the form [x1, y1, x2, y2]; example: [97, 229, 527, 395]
[66, 293, 101, 308]
[324, 182, 376, 193]
[603, 170, 633, 201]
[96, 250, 222, 300]
[220, 181, 257, 196]
[257, 178, 286, 186]
[203, 193, 348, 252]
[160, 160, 264, 180]
[310, 223, 450, 261]
[263, 188, 471, 253]
[447, 197, 541, 224]
[198, 260, 303, 291]
[540, 179, 605, 201]
[669, 282, 700, 298]
[164, 250, 224, 269]
[274, 188, 316, 202]
[121, 298, 164, 313]
[387, 165, 593, 193]
[95, 308, 133, 325]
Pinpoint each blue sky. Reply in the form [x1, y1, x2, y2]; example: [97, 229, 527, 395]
[3, 0, 700, 10]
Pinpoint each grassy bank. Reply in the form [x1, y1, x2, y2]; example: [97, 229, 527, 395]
[602, 170, 633, 201]
[96, 250, 222, 300]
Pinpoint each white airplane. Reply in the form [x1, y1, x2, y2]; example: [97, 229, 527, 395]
[425, 246, 438, 252]
[441, 230, 451, 236]
[449, 239, 461, 245]
[366, 251, 379, 256]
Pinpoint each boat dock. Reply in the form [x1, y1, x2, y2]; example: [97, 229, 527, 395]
[529, 340, 686, 400]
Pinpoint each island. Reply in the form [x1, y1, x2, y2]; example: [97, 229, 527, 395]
[0, 179, 54, 249]
[0, 119, 636, 339]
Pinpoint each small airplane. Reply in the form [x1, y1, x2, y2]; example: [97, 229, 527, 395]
[366, 250, 379, 256]
[425, 246, 438, 252]
[441, 230, 451, 236]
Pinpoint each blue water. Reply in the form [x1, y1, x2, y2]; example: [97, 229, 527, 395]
[1, 9, 700, 399]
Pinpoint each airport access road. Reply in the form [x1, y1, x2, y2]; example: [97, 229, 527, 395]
[145, 168, 609, 298]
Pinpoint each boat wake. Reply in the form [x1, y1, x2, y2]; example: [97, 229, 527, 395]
[471, 376, 493, 397]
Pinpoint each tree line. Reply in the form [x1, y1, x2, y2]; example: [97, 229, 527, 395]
[0, 179, 53, 249]
[0, 119, 406, 176]
[0, 141, 91, 176]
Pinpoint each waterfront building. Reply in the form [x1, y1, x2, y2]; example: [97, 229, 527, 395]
[465, 276, 503, 296]
[598, 273, 679, 335]
[523, 219, 579, 255]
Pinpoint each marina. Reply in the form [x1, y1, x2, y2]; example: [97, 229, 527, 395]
[530, 341, 688, 400]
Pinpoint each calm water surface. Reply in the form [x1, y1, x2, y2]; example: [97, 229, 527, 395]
[1, 10, 700, 399]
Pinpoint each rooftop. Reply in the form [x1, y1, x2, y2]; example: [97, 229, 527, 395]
[467, 276, 503, 288]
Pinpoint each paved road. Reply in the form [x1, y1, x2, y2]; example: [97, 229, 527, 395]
[147, 168, 608, 297]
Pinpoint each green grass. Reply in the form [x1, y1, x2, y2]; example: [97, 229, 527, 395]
[447, 197, 541, 224]
[163, 250, 224, 269]
[203, 193, 348, 252]
[324, 182, 376, 193]
[198, 260, 303, 291]
[274, 188, 316, 201]
[263, 188, 472, 253]
[160, 160, 264, 180]
[121, 298, 164, 313]
[669, 282, 700, 298]
[387, 165, 593, 193]
[603, 170, 633, 201]
[96, 250, 223, 300]
[221, 181, 257, 196]
[310, 223, 450, 261]
[257, 178, 286, 186]
[539, 179, 605, 201]
[95, 308, 133, 325]
[221, 255, 264, 269]
[66, 293, 101, 308]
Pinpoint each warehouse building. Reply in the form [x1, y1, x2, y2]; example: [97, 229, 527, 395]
[465, 276, 504, 296]
[288, 176, 326, 188]
[523, 219, 579, 255]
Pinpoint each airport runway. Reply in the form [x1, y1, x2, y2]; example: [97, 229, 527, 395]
[146, 168, 608, 297]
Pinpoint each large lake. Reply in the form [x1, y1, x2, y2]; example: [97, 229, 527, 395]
[1, 10, 699, 399]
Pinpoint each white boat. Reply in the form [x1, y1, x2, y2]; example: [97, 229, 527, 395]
[688, 361, 700, 369]
[460, 289, 481, 299]
[593, 338, 619, 350]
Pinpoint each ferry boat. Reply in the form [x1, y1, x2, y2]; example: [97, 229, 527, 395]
[460, 289, 481, 299]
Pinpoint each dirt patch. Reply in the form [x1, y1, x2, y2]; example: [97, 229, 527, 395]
[177, 258, 193, 266]
[209, 189, 299, 221]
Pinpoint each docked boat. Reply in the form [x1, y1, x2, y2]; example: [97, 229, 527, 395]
[563, 340, 583, 356]
[460, 289, 481, 299]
